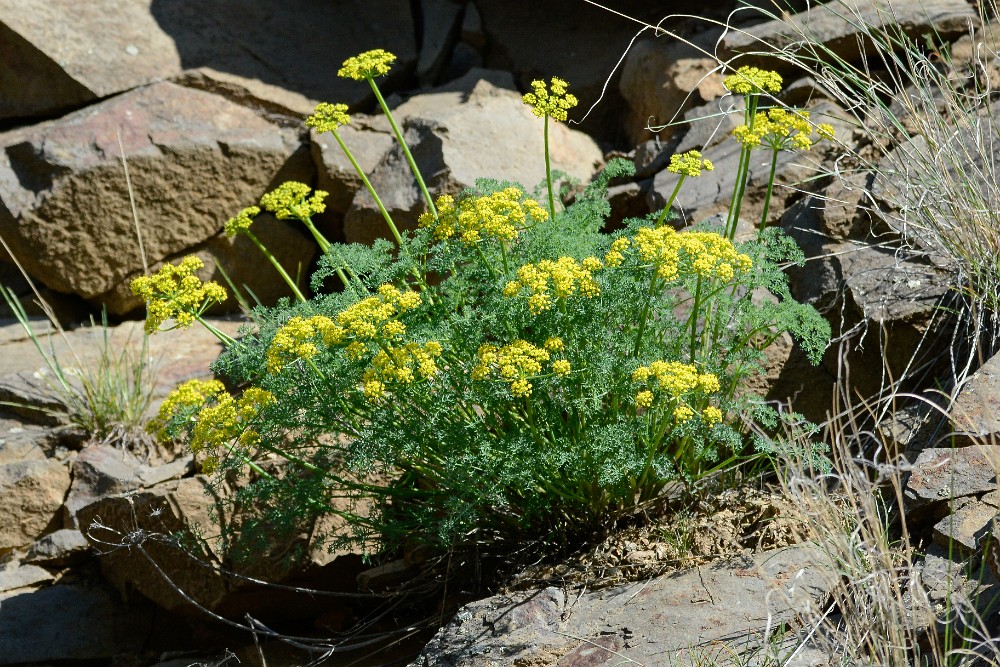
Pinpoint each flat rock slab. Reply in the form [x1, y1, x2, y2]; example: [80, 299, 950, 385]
[721, 0, 976, 72]
[0, 458, 70, 551]
[0, 0, 415, 120]
[951, 352, 1000, 447]
[906, 446, 1000, 510]
[411, 543, 837, 666]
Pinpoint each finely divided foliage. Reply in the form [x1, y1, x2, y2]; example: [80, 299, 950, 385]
[141, 50, 830, 552]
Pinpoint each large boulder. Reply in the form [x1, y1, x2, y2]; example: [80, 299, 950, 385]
[0, 0, 416, 121]
[0, 81, 314, 312]
[343, 75, 603, 245]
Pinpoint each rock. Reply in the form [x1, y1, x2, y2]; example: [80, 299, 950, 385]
[410, 543, 837, 666]
[343, 77, 602, 246]
[619, 32, 727, 145]
[0, 561, 53, 593]
[906, 446, 1000, 511]
[0, 417, 48, 463]
[0, 458, 70, 551]
[0, 582, 152, 663]
[64, 444, 193, 526]
[950, 352, 1000, 448]
[0, 0, 416, 121]
[418, 0, 466, 86]
[675, 97, 745, 155]
[24, 527, 91, 566]
[477, 1, 731, 141]
[720, 0, 977, 73]
[818, 168, 879, 240]
[311, 115, 394, 216]
[77, 475, 232, 613]
[933, 493, 1000, 554]
[0, 81, 311, 307]
[171, 67, 320, 120]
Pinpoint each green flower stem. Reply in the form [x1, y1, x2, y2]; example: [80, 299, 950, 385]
[193, 315, 237, 348]
[330, 128, 433, 302]
[632, 269, 662, 357]
[689, 275, 703, 364]
[475, 245, 497, 280]
[725, 94, 761, 240]
[244, 229, 306, 302]
[299, 215, 364, 295]
[759, 146, 781, 230]
[222, 435, 271, 478]
[654, 175, 687, 227]
[366, 77, 438, 220]
[544, 114, 556, 222]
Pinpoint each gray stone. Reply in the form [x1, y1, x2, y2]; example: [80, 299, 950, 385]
[0, 0, 416, 120]
[311, 116, 394, 215]
[0, 583, 152, 663]
[720, 0, 977, 73]
[933, 493, 1000, 553]
[24, 527, 91, 566]
[410, 543, 837, 666]
[417, 0, 466, 86]
[344, 77, 602, 246]
[0, 417, 50, 462]
[619, 31, 727, 145]
[675, 97, 746, 155]
[906, 446, 1000, 510]
[64, 444, 193, 525]
[951, 352, 1000, 448]
[0, 81, 310, 308]
[171, 67, 321, 120]
[0, 458, 70, 551]
[0, 561, 53, 593]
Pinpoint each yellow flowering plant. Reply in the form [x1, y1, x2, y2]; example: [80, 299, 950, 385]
[145, 55, 830, 556]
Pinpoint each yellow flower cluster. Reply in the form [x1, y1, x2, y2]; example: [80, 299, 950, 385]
[190, 387, 276, 473]
[259, 181, 328, 220]
[337, 284, 422, 344]
[150, 378, 226, 435]
[130, 256, 227, 334]
[522, 77, 579, 122]
[504, 256, 602, 314]
[472, 339, 569, 397]
[361, 341, 443, 401]
[419, 188, 548, 244]
[225, 206, 260, 237]
[338, 49, 396, 80]
[266, 315, 344, 373]
[604, 237, 631, 268]
[632, 360, 721, 423]
[723, 66, 783, 95]
[306, 102, 351, 133]
[633, 226, 752, 282]
[733, 108, 834, 151]
[667, 150, 715, 177]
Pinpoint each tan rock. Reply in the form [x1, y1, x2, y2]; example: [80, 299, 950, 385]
[0, 458, 70, 551]
[0, 82, 309, 304]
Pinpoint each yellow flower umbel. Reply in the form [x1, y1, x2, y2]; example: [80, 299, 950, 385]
[338, 49, 397, 80]
[632, 226, 752, 283]
[419, 188, 548, 245]
[130, 256, 228, 337]
[260, 181, 329, 220]
[723, 66, 783, 95]
[190, 387, 276, 474]
[472, 339, 571, 398]
[361, 341, 443, 402]
[522, 77, 579, 122]
[224, 199, 308, 303]
[731, 108, 835, 226]
[632, 360, 721, 423]
[655, 150, 716, 226]
[504, 256, 602, 314]
[305, 102, 351, 134]
[266, 315, 345, 374]
[149, 378, 226, 437]
[522, 76, 580, 222]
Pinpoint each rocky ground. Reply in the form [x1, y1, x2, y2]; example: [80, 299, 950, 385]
[3, 0, 1000, 665]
